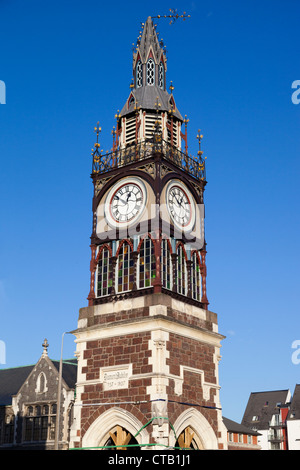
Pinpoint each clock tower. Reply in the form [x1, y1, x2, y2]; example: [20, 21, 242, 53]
[70, 17, 227, 450]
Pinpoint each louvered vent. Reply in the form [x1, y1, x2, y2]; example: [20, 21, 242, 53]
[167, 118, 178, 147]
[125, 116, 136, 144]
[145, 113, 162, 139]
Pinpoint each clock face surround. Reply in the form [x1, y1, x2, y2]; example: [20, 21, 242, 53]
[166, 180, 196, 231]
[104, 177, 147, 227]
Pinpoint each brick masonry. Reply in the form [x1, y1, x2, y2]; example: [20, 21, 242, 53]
[71, 293, 225, 449]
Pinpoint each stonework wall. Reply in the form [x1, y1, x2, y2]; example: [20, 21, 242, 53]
[72, 293, 225, 449]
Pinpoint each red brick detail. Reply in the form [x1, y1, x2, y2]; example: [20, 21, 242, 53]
[80, 332, 153, 440]
[166, 332, 219, 439]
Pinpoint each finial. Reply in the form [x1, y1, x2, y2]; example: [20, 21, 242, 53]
[42, 339, 49, 357]
[169, 81, 174, 93]
[130, 77, 134, 89]
[155, 96, 161, 113]
[196, 129, 204, 156]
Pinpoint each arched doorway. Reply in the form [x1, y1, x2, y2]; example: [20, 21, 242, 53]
[171, 408, 219, 450]
[81, 408, 149, 450]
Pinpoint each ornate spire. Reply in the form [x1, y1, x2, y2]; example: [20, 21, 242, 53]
[133, 16, 166, 66]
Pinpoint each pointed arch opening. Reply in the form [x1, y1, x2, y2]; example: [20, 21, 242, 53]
[137, 236, 156, 289]
[116, 240, 134, 293]
[136, 60, 143, 88]
[191, 251, 202, 302]
[171, 408, 219, 450]
[96, 244, 113, 298]
[146, 58, 155, 86]
[176, 243, 187, 296]
[158, 61, 165, 89]
[81, 407, 149, 450]
[103, 425, 141, 451]
[161, 238, 173, 290]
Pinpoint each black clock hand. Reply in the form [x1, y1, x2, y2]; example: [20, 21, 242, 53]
[115, 195, 127, 205]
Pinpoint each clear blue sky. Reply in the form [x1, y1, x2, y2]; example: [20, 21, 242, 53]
[0, 0, 299, 423]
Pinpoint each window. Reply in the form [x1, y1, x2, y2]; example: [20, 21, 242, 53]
[24, 403, 57, 442]
[117, 242, 134, 293]
[191, 252, 202, 301]
[36, 372, 47, 393]
[136, 60, 143, 88]
[146, 58, 155, 85]
[161, 239, 172, 290]
[1, 414, 14, 444]
[176, 244, 187, 296]
[96, 245, 113, 297]
[158, 62, 164, 89]
[138, 238, 155, 288]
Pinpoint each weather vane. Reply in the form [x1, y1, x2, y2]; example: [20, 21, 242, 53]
[151, 9, 191, 25]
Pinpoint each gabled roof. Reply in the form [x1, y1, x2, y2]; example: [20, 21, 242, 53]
[223, 417, 261, 436]
[241, 390, 291, 430]
[52, 359, 77, 389]
[287, 384, 300, 420]
[0, 358, 77, 406]
[0, 365, 35, 406]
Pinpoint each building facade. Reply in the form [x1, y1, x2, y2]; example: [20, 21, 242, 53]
[0, 340, 76, 450]
[223, 417, 261, 450]
[69, 17, 227, 450]
[241, 390, 291, 450]
[286, 384, 300, 450]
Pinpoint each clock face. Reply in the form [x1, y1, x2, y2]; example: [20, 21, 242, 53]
[166, 181, 195, 231]
[105, 177, 146, 227]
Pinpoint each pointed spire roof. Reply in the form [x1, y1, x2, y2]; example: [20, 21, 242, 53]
[120, 17, 182, 121]
[134, 16, 165, 65]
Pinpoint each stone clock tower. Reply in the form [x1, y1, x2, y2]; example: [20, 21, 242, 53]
[70, 17, 227, 450]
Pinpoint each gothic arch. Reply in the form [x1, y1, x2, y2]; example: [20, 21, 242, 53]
[81, 407, 149, 450]
[170, 408, 218, 450]
[136, 233, 156, 253]
[95, 243, 113, 264]
[175, 241, 188, 261]
[115, 238, 134, 257]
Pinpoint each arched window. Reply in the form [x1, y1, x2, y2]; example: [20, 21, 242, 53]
[96, 245, 113, 297]
[191, 252, 202, 302]
[161, 239, 172, 290]
[176, 244, 187, 296]
[146, 58, 155, 85]
[36, 372, 47, 393]
[116, 241, 134, 293]
[138, 237, 155, 289]
[158, 62, 164, 89]
[136, 60, 143, 88]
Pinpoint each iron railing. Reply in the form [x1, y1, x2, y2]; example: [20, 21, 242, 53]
[92, 136, 206, 182]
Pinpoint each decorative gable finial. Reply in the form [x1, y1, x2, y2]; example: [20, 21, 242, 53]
[42, 338, 49, 357]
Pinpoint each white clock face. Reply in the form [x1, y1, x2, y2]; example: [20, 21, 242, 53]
[166, 181, 195, 231]
[105, 177, 146, 227]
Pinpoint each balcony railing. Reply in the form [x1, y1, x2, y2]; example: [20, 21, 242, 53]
[92, 136, 206, 182]
[268, 431, 284, 442]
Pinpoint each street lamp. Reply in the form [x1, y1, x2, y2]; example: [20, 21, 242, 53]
[54, 331, 73, 450]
